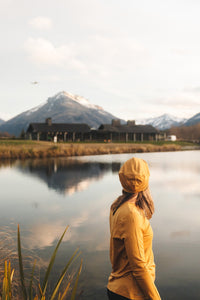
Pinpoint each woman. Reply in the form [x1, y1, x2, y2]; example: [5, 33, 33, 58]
[107, 157, 161, 300]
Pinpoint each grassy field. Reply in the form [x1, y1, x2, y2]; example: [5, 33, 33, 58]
[0, 139, 199, 159]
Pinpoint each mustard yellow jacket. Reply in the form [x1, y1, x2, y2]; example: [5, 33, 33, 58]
[107, 201, 161, 300]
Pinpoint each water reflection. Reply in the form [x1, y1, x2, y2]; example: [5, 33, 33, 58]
[1, 151, 200, 299]
[15, 158, 121, 195]
[170, 230, 190, 238]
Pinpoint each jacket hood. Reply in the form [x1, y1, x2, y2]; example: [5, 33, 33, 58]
[119, 157, 150, 193]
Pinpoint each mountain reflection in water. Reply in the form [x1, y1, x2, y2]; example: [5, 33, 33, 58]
[1, 152, 200, 299]
[15, 158, 121, 195]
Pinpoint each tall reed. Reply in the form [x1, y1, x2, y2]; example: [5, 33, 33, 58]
[1, 225, 82, 300]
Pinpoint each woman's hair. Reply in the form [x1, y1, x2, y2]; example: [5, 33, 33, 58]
[111, 187, 154, 219]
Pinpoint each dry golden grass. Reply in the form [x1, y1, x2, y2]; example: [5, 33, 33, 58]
[0, 140, 183, 160]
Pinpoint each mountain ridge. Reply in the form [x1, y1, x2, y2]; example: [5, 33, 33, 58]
[136, 113, 187, 130]
[0, 91, 200, 135]
[0, 118, 5, 125]
[183, 112, 200, 127]
[0, 91, 122, 136]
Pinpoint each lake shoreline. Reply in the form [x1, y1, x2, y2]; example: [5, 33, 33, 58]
[0, 140, 199, 159]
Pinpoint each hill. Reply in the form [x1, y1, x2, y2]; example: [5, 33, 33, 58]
[0, 91, 121, 136]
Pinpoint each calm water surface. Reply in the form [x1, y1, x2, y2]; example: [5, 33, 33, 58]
[1, 151, 200, 299]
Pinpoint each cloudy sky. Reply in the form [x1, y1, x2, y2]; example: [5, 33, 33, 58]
[1, 0, 200, 121]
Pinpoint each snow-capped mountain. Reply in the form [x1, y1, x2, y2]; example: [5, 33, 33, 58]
[136, 114, 186, 130]
[0, 118, 5, 125]
[25, 92, 104, 117]
[183, 112, 200, 127]
[0, 91, 121, 136]
[55, 91, 103, 110]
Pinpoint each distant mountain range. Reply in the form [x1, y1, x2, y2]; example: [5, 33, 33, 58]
[184, 112, 200, 127]
[0, 118, 5, 125]
[0, 91, 122, 136]
[0, 91, 200, 136]
[136, 114, 187, 130]
[137, 113, 200, 130]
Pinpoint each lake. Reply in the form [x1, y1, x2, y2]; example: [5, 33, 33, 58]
[1, 150, 200, 299]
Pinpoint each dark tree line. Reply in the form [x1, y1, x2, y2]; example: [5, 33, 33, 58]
[0, 131, 12, 138]
[168, 123, 200, 141]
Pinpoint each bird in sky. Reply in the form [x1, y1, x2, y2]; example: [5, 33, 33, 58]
[31, 81, 39, 85]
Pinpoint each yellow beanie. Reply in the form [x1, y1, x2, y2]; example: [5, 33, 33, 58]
[119, 157, 150, 193]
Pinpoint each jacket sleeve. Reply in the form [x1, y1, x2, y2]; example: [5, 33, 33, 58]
[123, 211, 161, 300]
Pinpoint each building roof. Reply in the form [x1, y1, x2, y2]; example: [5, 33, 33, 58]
[27, 123, 91, 133]
[98, 124, 158, 133]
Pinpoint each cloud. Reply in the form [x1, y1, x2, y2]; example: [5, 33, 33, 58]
[24, 38, 71, 65]
[29, 16, 52, 30]
[90, 35, 147, 66]
[24, 222, 71, 249]
[24, 34, 148, 79]
[150, 95, 199, 107]
[144, 88, 200, 118]
[70, 211, 89, 228]
[128, 87, 200, 120]
[24, 37, 86, 72]
[79, 35, 149, 78]
[183, 86, 200, 93]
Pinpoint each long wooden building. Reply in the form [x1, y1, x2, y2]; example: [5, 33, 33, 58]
[26, 118, 163, 142]
[93, 119, 160, 142]
[26, 118, 91, 142]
